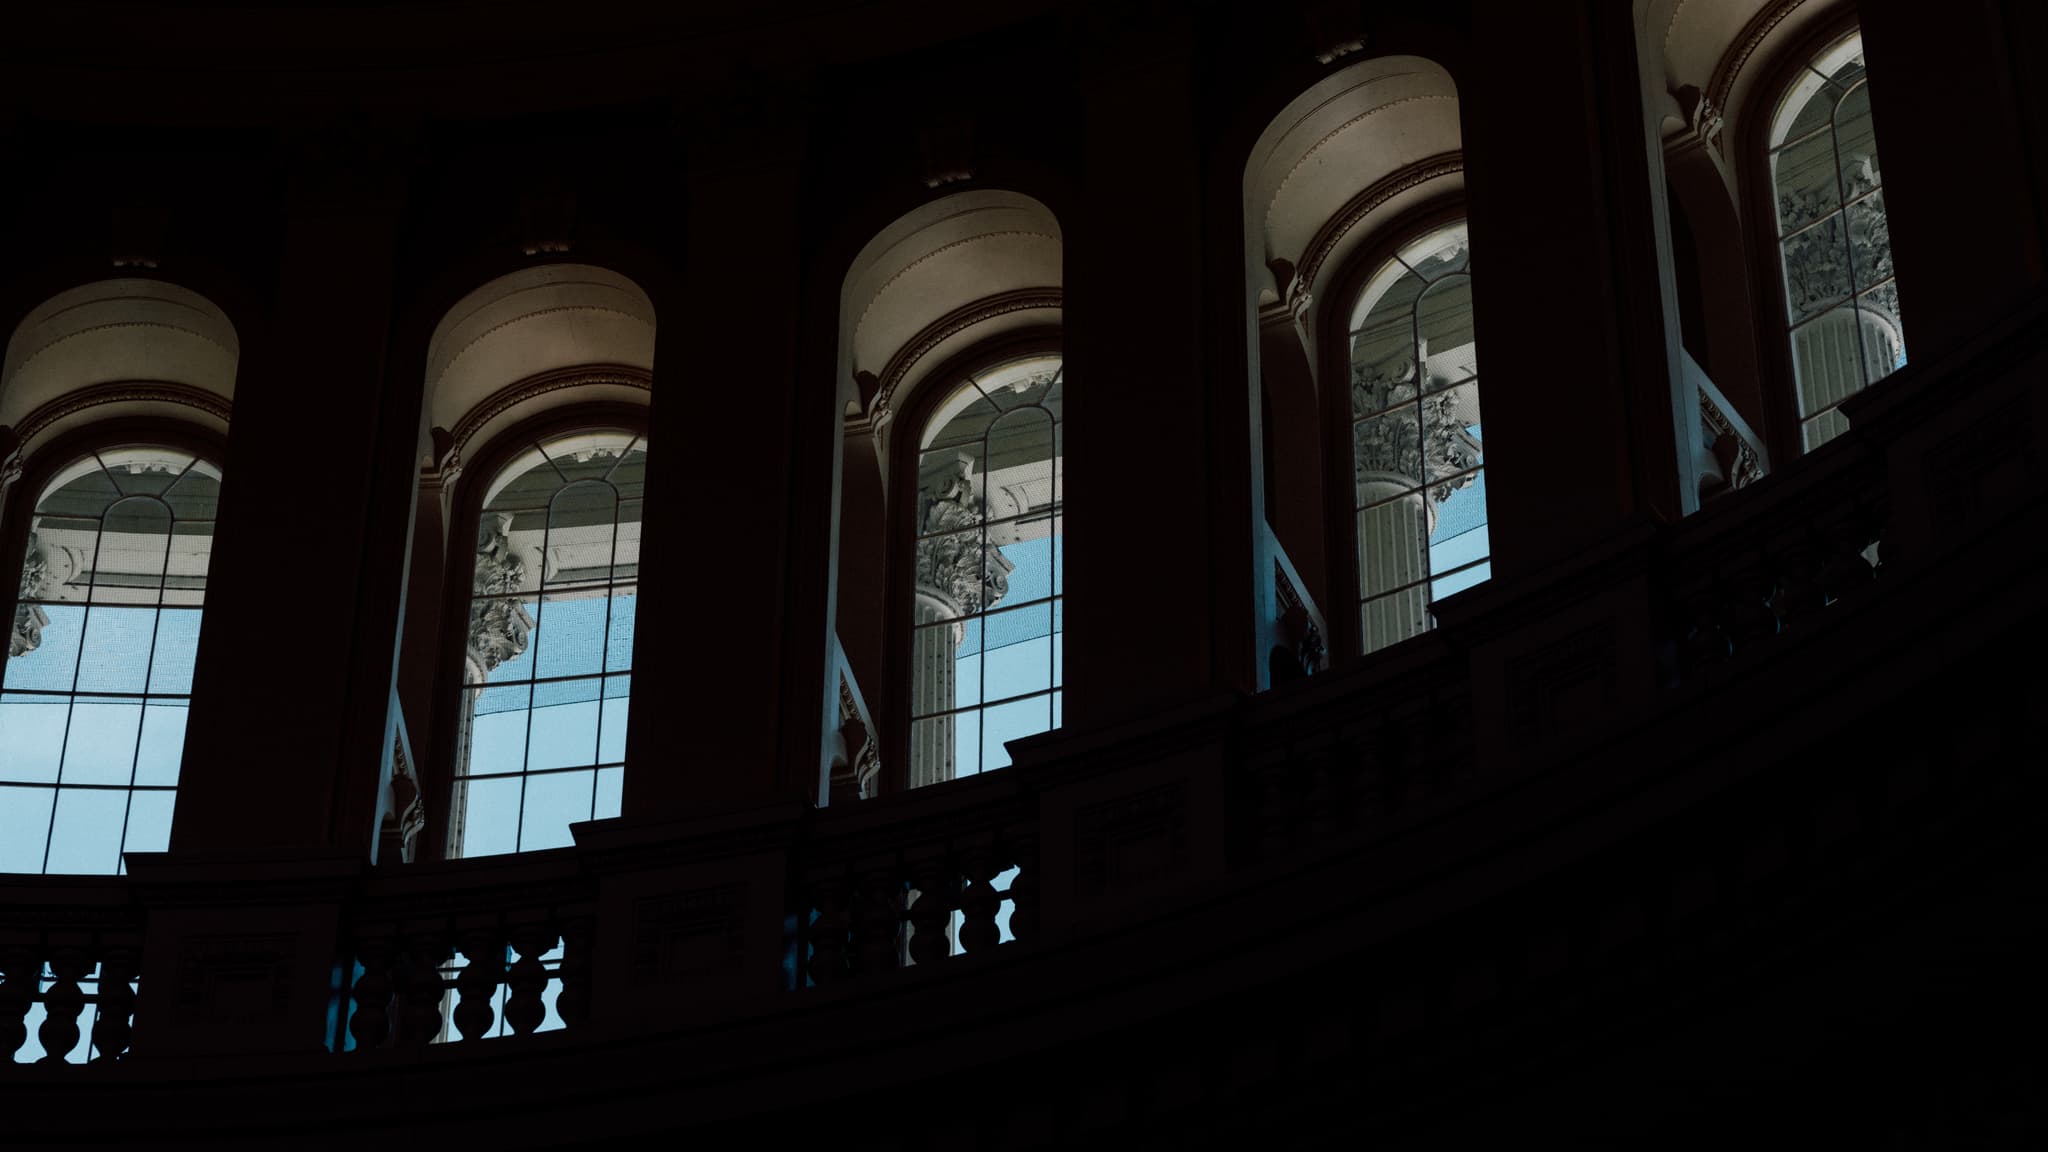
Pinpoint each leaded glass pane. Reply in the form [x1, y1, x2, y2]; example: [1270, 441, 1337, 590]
[0, 447, 216, 874]
[452, 431, 644, 857]
[908, 355, 1063, 788]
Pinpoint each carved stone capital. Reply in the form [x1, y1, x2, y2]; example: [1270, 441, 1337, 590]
[10, 532, 51, 658]
[1351, 349, 1482, 505]
[914, 455, 1015, 617]
[467, 513, 536, 678]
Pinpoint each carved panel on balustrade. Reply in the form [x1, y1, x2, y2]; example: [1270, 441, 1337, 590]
[630, 885, 748, 987]
[174, 933, 296, 1030]
[1073, 784, 1187, 900]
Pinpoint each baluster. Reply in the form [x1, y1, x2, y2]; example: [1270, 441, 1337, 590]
[0, 946, 35, 1063]
[390, 934, 450, 1047]
[502, 923, 552, 1036]
[89, 948, 138, 1063]
[956, 845, 1005, 955]
[1724, 565, 1779, 652]
[452, 929, 504, 1041]
[36, 950, 87, 1065]
[347, 934, 395, 1051]
[1005, 833, 1039, 944]
[806, 874, 851, 987]
[554, 916, 594, 1029]
[906, 856, 956, 966]
[852, 862, 905, 978]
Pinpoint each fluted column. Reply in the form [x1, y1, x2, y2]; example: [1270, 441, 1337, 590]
[908, 589, 961, 788]
[1355, 481, 1431, 653]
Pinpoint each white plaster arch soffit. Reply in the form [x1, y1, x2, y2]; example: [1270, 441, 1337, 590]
[1, 278, 239, 464]
[1247, 55, 1463, 343]
[424, 263, 656, 471]
[840, 189, 1062, 452]
[1643, 0, 1839, 144]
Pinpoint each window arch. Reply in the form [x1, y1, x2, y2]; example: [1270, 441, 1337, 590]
[0, 445, 221, 874]
[1346, 221, 1487, 655]
[907, 353, 1063, 787]
[1768, 28, 1904, 452]
[450, 428, 644, 857]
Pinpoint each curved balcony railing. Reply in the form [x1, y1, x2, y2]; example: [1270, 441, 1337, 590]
[2, 295, 2043, 1082]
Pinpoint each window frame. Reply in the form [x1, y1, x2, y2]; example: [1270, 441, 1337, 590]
[1741, 7, 1877, 467]
[880, 328, 1063, 796]
[1315, 200, 1478, 666]
[0, 416, 228, 873]
[424, 401, 649, 862]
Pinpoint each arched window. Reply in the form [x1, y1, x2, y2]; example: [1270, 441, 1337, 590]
[907, 354, 1063, 786]
[451, 429, 644, 857]
[1347, 222, 1487, 655]
[1769, 29, 1904, 452]
[1, 447, 220, 874]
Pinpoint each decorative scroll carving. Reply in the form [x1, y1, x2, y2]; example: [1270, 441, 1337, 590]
[390, 732, 426, 864]
[834, 674, 880, 802]
[1700, 391, 1763, 492]
[914, 455, 1014, 616]
[1351, 347, 1482, 505]
[1673, 85, 1724, 155]
[468, 513, 536, 678]
[1779, 173, 1891, 322]
[11, 532, 50, 658]
[1272, 560, 1325, 683]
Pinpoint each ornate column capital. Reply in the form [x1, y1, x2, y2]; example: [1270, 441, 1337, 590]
[914, 455, 1015, 617]
[10, 532, 51, 659]
[1350, 347, 1482, 505]
[466, 513, 535, 680]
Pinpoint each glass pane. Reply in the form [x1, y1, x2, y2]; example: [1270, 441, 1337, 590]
[161, 464, 222, 523]
[1846, 192, 1893, 290]
[24, 534, 95, 605]
[951, 709, 980, 779]
[910, 715, 963, 782]
[161, 524, 212, 606]
[980, 695, 1051, 774]
[992, 535, 1053, 605]
[74, 607, 156, 694]
[475, 514, 542, 598]
[544, 483, 617, 587]
[1051, 514, 1064, 596]
[911, 529, 987, 621]
[59, 701, 144, 786]
[519, 769, 595, 851]
[535, 592, 607, 679]
[0, 785, 56, 872]
[472, 596, 538, 683]
[1357, 496, 1430, 599]
[1349, 307, 1423, 419]
[134, 702, 188, 786]
[91, 499, 171, 605]
[983, 408, 1054, 526]
[1802, 409, 1852, 453]
[1051, 690, 1062, 729]
[543, 434, 635, 485]
[1051, 602, 1064, 688]
[528, 678, 601, 771]
[923, 616, 978, 710]
[0, 695, 68, 783]
[1430, 382, 1484, 477]
[1773, 130, 1841, 234]
[923, 392, 1003, 452]
[1781, 214, 1852, 323]
[1400, 227, 1470, 279]
[594, 766, 624, 821]
[597, 679, 630, 765]
[1858, 284, 1907, 381]
[1361, 585, 1431, 655]
[1430, 468, 1491, 576]
[919, 443, 989, 527]
[1353, 408, 1423, 491]
[467, 685, 531, 776]
[1433, 561, 1492, 601]
[1417, 276, 1477, 388]
[458, 776, 523, 858]
[1790, 306, 1868, 419]
[4, 604, 83, 689]
[122, 789, 176, 856]
[147, 608, 201, 695]
[99, 450, 191, 497]
[612, 501, 642, 578]
[1833, 83, 1881, 200]
[981, 603, 1055, 700]
[604, 589, 636, 672]
[608, 447, 648, 503]
[45, 787, 129, 874]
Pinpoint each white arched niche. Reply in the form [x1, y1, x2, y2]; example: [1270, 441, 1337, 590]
[1, 278, 239, 463]
[423, 263, 656, 473]
[1245, 55, 1463, 363]
[1640, 0, 1841, 146]
[839, 189, 1063, 471]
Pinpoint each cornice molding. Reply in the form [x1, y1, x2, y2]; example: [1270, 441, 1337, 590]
[1265, 91, 1454, 220]
[10, 379, 231, 454]
[1706, 0, 1807, 118]
[1290, 151, 1463, 311]
[442, 363, 651, 475]
[431, 300, 651, 392]
[852, 229, 1060, 335]
[867, 287, 1062, 433]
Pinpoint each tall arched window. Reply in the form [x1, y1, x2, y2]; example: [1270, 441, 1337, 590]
[1348, 222, 1487, 655]
[452, 430, 644, 857]
[908, 354, 1063, 787]
[1770, 29, 1904, 452]
[1, 447, 220, 874]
